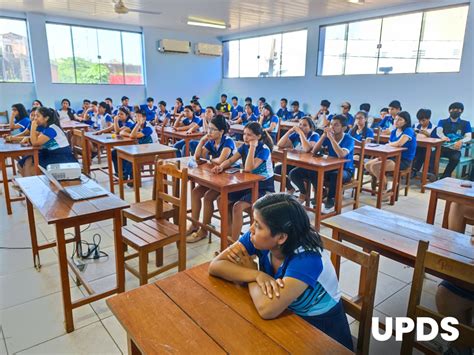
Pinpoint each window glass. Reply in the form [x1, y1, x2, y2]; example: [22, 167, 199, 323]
[345, 19, 381, 75]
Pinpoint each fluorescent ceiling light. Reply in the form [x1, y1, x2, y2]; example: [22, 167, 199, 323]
[187, 17, 227, 29]
[348, 0, 365, 3]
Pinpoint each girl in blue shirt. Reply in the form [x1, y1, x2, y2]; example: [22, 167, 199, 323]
[173, 105, 203, 157]
[276, 116, 320, 193]
[259, 103, 279, 144]
[365, 111, 416, 190]
[187, 115, 236, 243]
[5, 107, 38, 143]
[155, 100, 171, 127]
[212, 122, 275, 241]
[349, 111, 375, 142]
[9, 103, 30, 134]
[209, 193, 353, 351]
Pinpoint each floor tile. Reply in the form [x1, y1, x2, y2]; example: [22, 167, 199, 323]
[378, 256, 413, 284]
[0, 248, 57, 277]
[102, 316, 127, 354]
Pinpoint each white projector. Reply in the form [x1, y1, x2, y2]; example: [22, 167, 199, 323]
[46, 163, 82, 181]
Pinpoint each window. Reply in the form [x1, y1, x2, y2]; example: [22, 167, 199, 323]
[0, 17, 33, 82]
[46, 23, 144, 85]
[317, 4, 469, 76]
[223, 29, 307, 78]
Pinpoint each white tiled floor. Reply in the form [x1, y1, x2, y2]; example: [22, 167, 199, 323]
[0, 163, 471, 354]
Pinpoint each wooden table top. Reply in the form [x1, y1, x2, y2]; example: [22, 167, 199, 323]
[355, 142, 406, 155]
[322, 206, 473, 264]
[84, 132, 135, 145]
[280, 121, 299, 129]
[114, 143, 177, 157]
[15, 175, 129, 224]
[60, 120, 90, 130]
[229, 123, 245, 133]
[0, 139, 39, 154]
[273, 147, 348, 168]
[107, 262, 351, 354]
[161, 126, 206, 139]
[379, 134, 443, 146]
[425, 177, 474, 198]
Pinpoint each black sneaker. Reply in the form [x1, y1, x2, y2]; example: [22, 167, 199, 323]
[322, 198, 335, 214]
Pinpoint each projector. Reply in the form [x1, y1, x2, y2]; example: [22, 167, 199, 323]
[46, 163, 82, 181]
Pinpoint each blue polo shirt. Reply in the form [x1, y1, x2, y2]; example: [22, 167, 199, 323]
[182, 115, 203, 128]
[390, 127, 417, 161]
[328, 113, 354, 126]
[140, 104, 158, 122]
[157, 110, 171, 124]
[237, 141, 273, 180]
[231, 105, 244, 120]
[238, 231, 341, 316]
[435, 117, 472, 147]
[118, 118, 135, 130]
[379, 115, 395, 130]
[261, 115, 279, 133]
[290, 110, 305, 120]
[321, 133, 355, 172]
[277, 108, 291, 121]
[241, 113, 259, 125]
[171, 106, 184, 114]
[350, 127, 374, 142]
[203, 136, 235, 159]
[15, 116, 31, 133]
[289, 131, 320, 149]
[113, 105, 133, 115]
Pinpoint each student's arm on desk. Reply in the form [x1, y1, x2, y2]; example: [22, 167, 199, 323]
[389, 135, 409, 147]
[212, 152, 241, 173]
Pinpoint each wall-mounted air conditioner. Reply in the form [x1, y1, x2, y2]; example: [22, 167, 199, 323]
[157, 39, 191, 54]
[195, 43, 223, 56]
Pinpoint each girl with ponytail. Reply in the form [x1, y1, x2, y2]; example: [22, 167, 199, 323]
[209, 193, 353, 351]
[212, 121, 275, 241]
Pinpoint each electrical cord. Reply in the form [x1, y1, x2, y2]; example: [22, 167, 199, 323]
[70, 233, 109, 261]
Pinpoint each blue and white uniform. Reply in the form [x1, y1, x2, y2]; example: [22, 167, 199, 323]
[231, 105, 244, 120]
[203, 136, 235, 159]
[140, 104, 158, 122]
[288, 131, 320, 150]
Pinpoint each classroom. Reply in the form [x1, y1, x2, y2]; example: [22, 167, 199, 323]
[0, 0, 472, 354]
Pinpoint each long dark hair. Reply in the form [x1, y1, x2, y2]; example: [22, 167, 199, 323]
[60, 98, 75, 120]
[301, 116, 316, 132]
[244, 121, 274, 151]
[211, 114, 229, 135]
[350, 111, 368, 139]
[397, 111, 412, 130]
[33, 100, 43, 107]
[37, 107, 62, 128]
[254, 193, 323, 256]
[11, 103, 29, 121]
[118, 106, 132, 120]
[99, 101, 111, 115]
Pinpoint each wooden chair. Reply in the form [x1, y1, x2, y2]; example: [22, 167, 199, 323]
[395, 162, 412, 201]
[122, 160, 188, 285]
[401, 240, 474, 354]
[341, 139, 366, 209]
[273, 149, 288, 193]
[0, 110, 8, 124]
[71, 129, 86, 163]
[321, 235, 380, 355]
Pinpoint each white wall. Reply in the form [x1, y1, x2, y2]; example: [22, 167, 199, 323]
[221, 0, 474, 123]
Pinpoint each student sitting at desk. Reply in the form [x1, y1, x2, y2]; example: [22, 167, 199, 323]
[411, 108, 435, 179]
[5, 107, 37, 143]
[209, 193, 353, 351]
[19, 107, 77, 176]
[76, 99, 91, 120]
[170, 97, 184, 119]
[365, 111, 416, 193]
[140, 97, 157, 123]
[173, 105, 203, 157]
[289, 115, 354, 213]
[57, 98, 77, 122]
[212, 122, 275, 241]
[187, 115, 236, 243]
[314, 99, 331, 135]
[187, 106, 216, 156]
[259, 103, 279, 144]
[9, 103, 30, 135]
[329, 102, 354, 129]
[94, 102, 113, 131]
[230, 96, 243, 122]
[276, 98, 291, 121]
[379, 100, 401, 134]
[31, 99, 43, 110]
[216, 93, 231, 118]
[244, 97, 259, 116]
[275, 116, 319, 194]
[232, 104, 258, 126]
[349, 111, 374, 142]
[155, 100, 171, 126]
[288, 101, 305, 122]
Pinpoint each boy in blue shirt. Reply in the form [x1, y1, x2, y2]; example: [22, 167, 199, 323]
[289, 100, 305, 122]
[379, 100, 401, 133]
[328, 102, 354, 129]
[140, 97, 157, 122]
[430, 102, 472, 179]
[412, 109, 435, 178]
[276, 98, 291, 121]
[245, 97, 259, 116]
[76, 99, 91, 118]
[230, 96, 243, 121]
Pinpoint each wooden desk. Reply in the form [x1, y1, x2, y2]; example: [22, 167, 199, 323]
[379, 134, 443, 193]
[356, 143, 405, 208]
[322, 206, 473, 297]
[272, 147, 347, 230]
[15, 175, 129, 333]
[83, 132, 136, 193]
[107, 262, 351, 355]
[277, 120, 298, 141]
[167, 157, 263, 251]
[60, 120, 90, 132]
[0, 124, 11, 136]
[425, 177, 474, 228]
[229, 123, 245, 136]
[160, 126, 205, 156]
[0, 139, 39, 214]
[115, 143, 177, 202]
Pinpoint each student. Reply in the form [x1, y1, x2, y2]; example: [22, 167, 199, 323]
[76, 99, 91, 118]
[94, 102, 113, 131]
[259, 103, 279, 143]
[257, 97, 266, 116]
[276, 98, 291, 121]
[212, 122, 275, 241]
[57, 98, 76, 122]
[376, 107, 389, 128]
[412, 109, 435, 178]
[140, 97, 158, 122]
[82, 101, 98, 126]
[329, 102, 354, 128]
[208, 193, 353, 351]
[234, 104, 258, 125]
[191, 100, 205, 118]
[230, 96, 243, 121]
[275, 116, 319, 193]
[118, 96, 133, 113]
[19, 107, 77, 176]
[155, 100, 171, 126]
[187, 115, 236, 243]
[365, 111, 416, 191]
[379, 100, 401, 133]
[349, 111, 374, 142]
[105, 97, 114, 111]
[187, 107, 216, 155]
[245, 96, 259, 116]
[173, 105, 203, 157]
[5, 107, 37, 143]
[32, 100, 43, 109]
[359, 103, 374, 128]
[289, 101, 305, 122]
[314, 99, 331, 135]
[430, 102, 472, 179]
[216, 94, 231, 118]
[171, 97, 184, 118]
[289, 115, 354, 212]
[9, 103, 30, 134]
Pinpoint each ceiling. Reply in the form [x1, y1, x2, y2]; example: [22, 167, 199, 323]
[1, 0, 438, 35]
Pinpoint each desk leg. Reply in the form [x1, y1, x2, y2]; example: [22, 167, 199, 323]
[113, 210, 125, 293]
[220, 190, 229, 251]
[83, 138, 91, 176]
[33, 150, 40, 175]
[314, 169, 324, 231]
[0, 156, 12, 215]
[133, 159, 140, 203]
[280, 159, 287, 193]
[442, 200, 451, 229]
[357, 248, 369, 300]
[128, 336, 142, 355]
[420, 146, 432, 193]
[118, 155, 124, 200]
[185, 139, 190, 156]
[390, 154, 401, 205]
[376, 157, 387, 209]
[433, 145, 441, 179]
[107, 146, 115, 193]
[26, 199, 41, 269]
[331, 229, 342, 278]
[56, 223, 74, 333]
[426, 191, 438, 224]
[334, 166, 343, 215]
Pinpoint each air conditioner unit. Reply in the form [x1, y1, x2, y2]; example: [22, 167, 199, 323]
[195, 43, 222, 56]
[157, 39, 191, 54]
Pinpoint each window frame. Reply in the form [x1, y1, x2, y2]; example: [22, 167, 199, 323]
[0, 16, 34, 83]
[222, 28, 308, 79]
[316, 4, 469, 77]
[45, 21, 144, 86]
